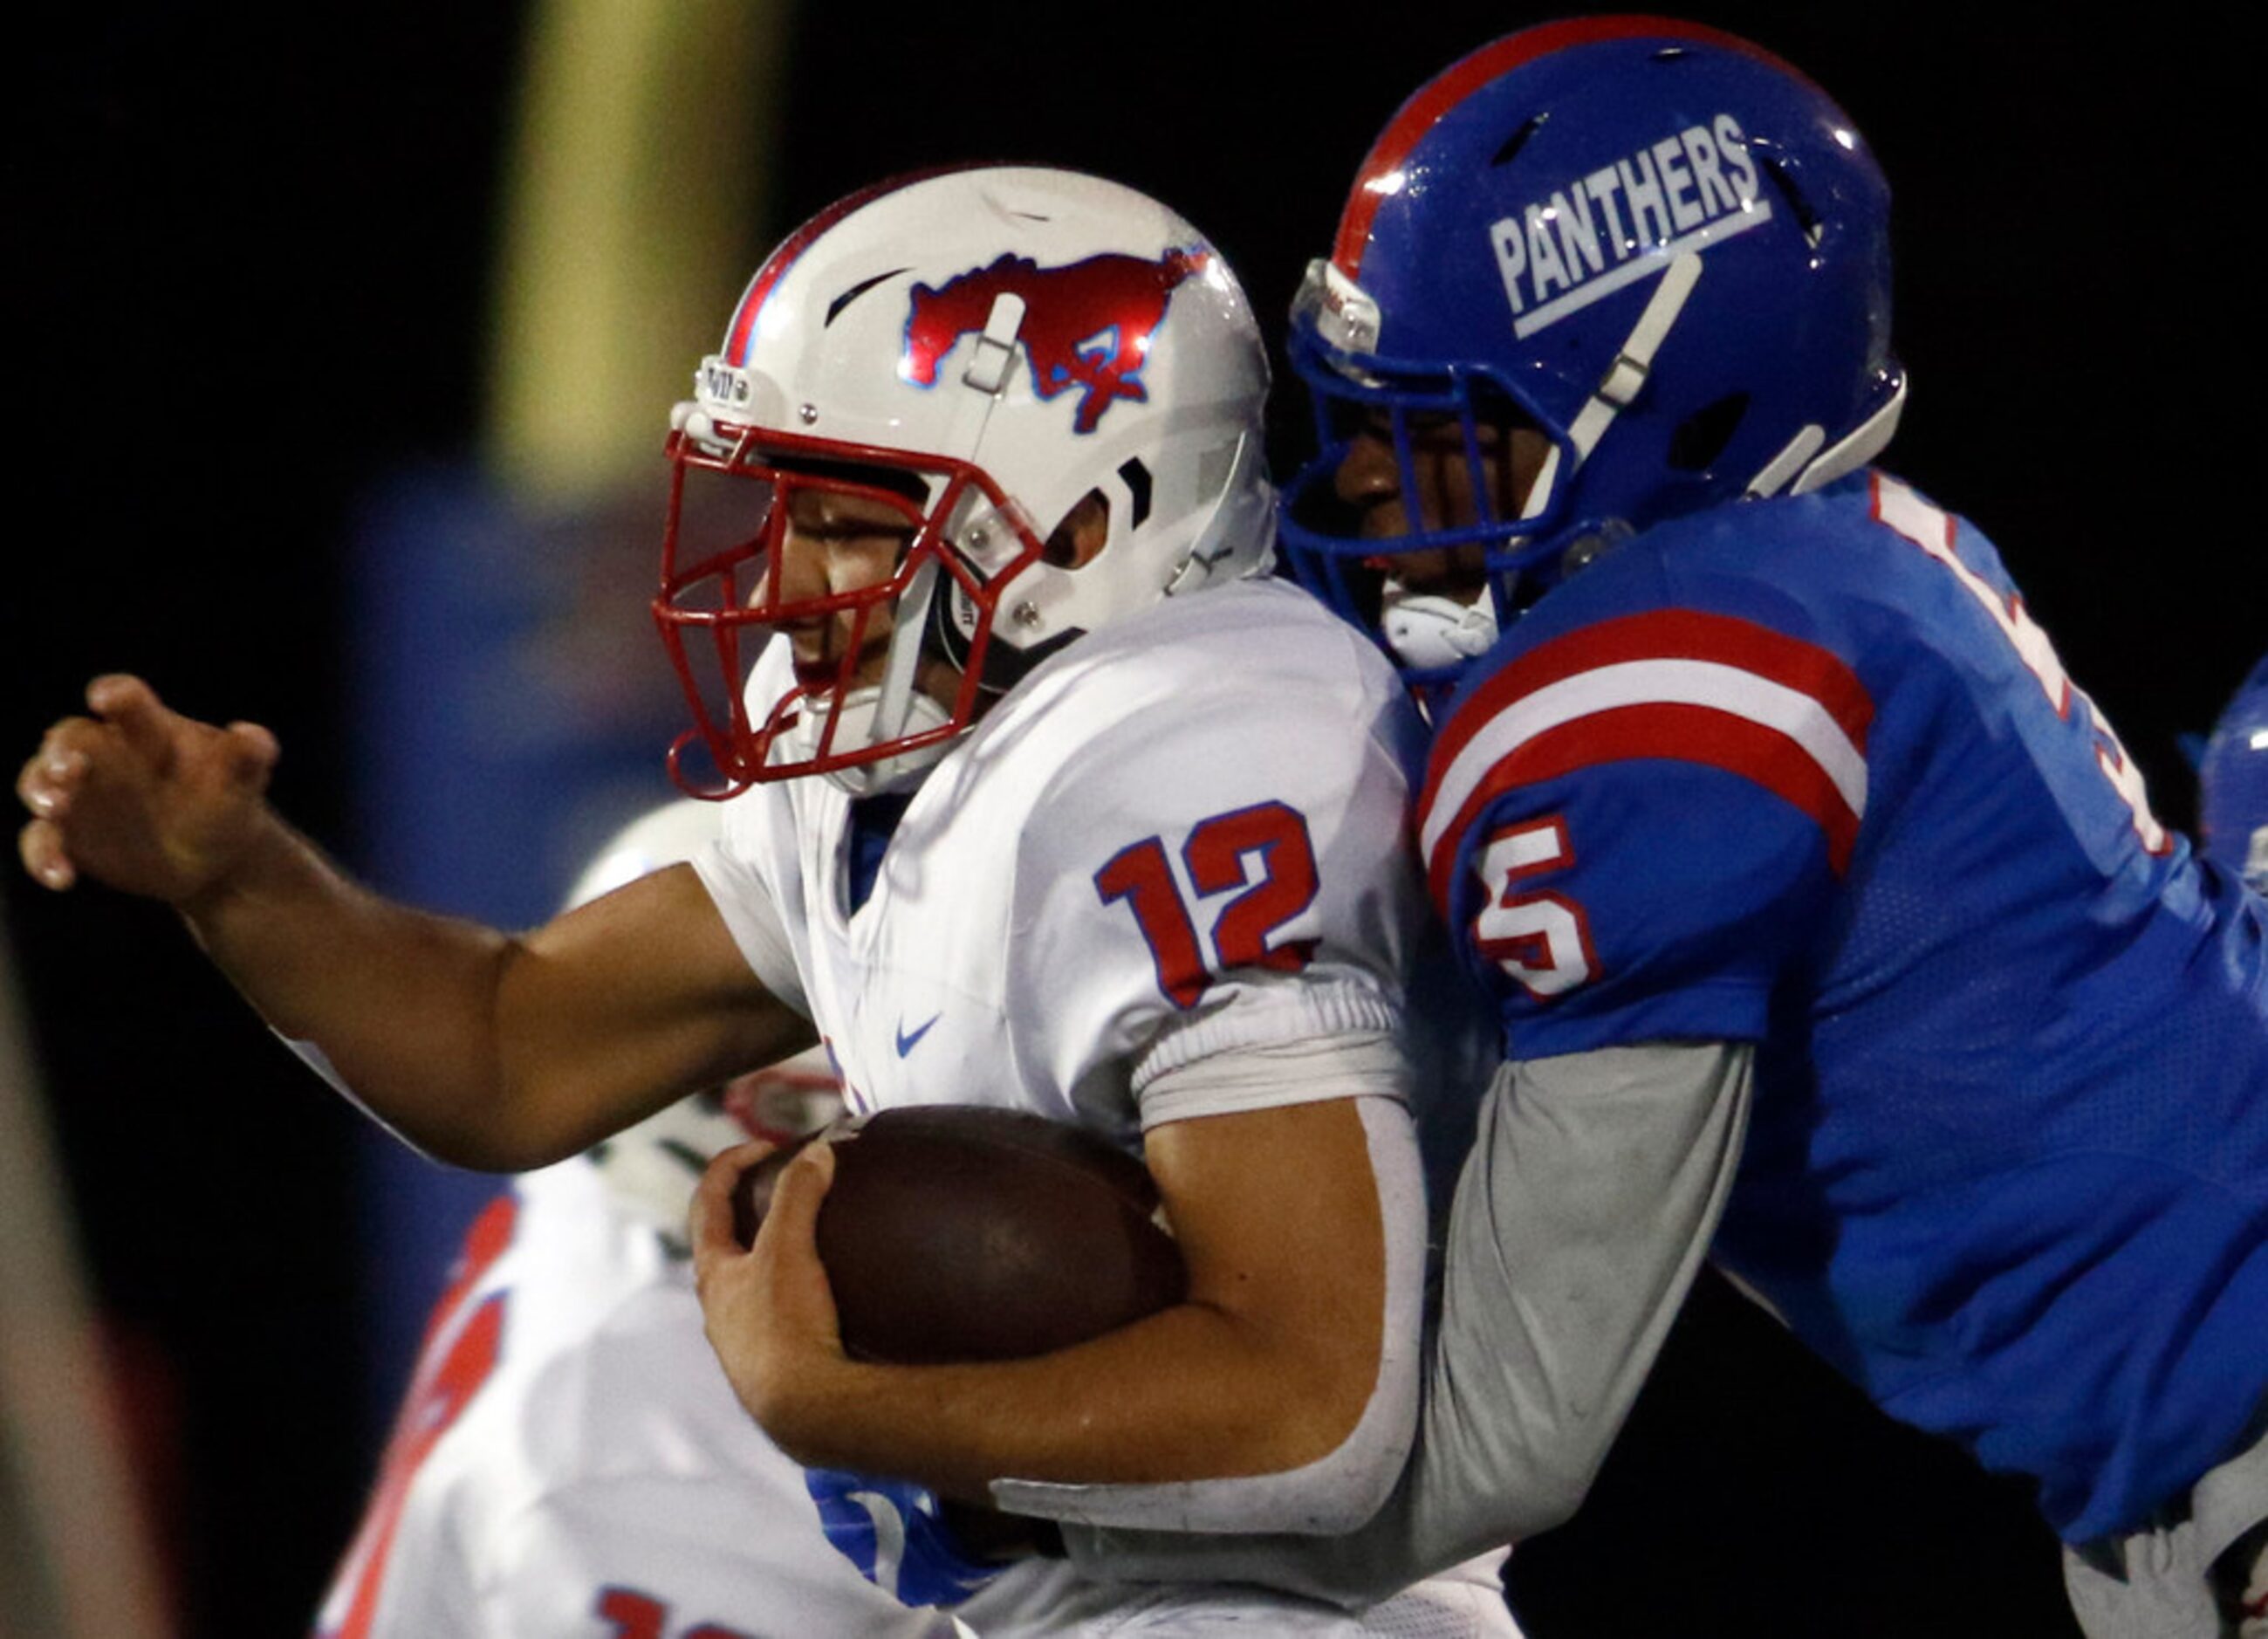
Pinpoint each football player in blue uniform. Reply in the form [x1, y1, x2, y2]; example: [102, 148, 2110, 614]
[1065, 19, 2267, 1639]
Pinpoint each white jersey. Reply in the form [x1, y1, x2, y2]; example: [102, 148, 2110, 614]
[690, 579, 1518, 1634]
[694, 579, 1427, 1136]
[312, 773, 1515, 1637]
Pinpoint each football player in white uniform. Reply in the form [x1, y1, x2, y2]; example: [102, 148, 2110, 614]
[319, 802, 1324, 1638]
[21, 168, 1515, 1634]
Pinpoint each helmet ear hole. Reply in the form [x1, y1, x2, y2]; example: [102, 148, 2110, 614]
[1669, 392, 1751, 472]
[1757, 152, 1823, 248]
[1114, 457, 1154, 530]
[1043, 489, 1110, 569]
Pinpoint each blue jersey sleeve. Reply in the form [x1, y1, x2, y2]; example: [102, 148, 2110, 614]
[1438, 746, 1841, 1055]
[1417, 574, 1872, 1058]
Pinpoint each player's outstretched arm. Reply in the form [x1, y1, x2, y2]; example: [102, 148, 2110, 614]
[694, 1091, 1422, 1533]
[18, 675, 812, 1170]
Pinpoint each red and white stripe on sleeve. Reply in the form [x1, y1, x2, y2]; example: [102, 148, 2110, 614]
[1416, 611, 1875, 914]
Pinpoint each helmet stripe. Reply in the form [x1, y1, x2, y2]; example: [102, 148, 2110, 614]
[724, 164, 982, 366]
[1331, 15, 1798, 278]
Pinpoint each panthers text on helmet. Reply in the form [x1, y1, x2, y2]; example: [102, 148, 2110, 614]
[1490, 114, 1768, 339]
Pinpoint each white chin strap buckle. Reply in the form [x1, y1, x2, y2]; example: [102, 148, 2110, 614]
[1381, 586, 1500, 673]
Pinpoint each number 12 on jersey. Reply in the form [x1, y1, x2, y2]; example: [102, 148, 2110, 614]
[1095, 800, 1320, 1008]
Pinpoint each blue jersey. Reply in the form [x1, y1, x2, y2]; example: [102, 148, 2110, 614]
[1415, 470, 2268, 1542]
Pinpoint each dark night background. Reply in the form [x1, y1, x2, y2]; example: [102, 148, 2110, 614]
[8, 6, 2257, 1636]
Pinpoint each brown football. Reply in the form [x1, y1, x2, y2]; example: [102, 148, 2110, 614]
[729, 1105, 1186, 1364]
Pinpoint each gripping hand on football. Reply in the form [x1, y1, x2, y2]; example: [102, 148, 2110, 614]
[17, 675, 281, 905]
[691, 1136, 853, 1457]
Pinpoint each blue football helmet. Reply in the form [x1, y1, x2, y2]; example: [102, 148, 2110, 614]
[2199, 655, 2268, 892]
[1282, 17, 1907, 687]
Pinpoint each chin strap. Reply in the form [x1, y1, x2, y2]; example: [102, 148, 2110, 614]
[869, 557, 942, 749]
[830, 297, 1024, 792]
[1523, 250, 1704, 525]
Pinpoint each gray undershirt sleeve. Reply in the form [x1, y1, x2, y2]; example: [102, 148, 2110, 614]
[1059, 1039, 1754, 1606]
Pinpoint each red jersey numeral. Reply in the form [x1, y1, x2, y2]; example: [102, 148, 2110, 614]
[1098, 801, 1321, 1009]
[1096, 837, 1209, 1007]
[596, 1589, 669, 1639]
[596, 1588, 754, 1639]
[1473, 816, 1599, 999]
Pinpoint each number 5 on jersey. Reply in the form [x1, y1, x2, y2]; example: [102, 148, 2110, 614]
[1095, 800, 1320, 1009]
[1474, 816, 1599, 1000]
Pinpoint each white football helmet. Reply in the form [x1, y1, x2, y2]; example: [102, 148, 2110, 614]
[654, 166, 1275, 797]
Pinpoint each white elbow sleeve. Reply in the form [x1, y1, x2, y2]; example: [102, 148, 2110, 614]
[986, 1095, 1425, 1534]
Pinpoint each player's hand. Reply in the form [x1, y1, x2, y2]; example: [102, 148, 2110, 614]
[690, 1136, 848, 1454]
[17, 675, 281, 904]
[803, 1469, 1009, 1608]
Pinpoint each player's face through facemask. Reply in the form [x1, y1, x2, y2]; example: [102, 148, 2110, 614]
[771, 479, 940, 700]
[659, 442, 990, 797]
[767, 471, 1111, 704]
[1327, 410, 1551, 673]
[1334, 412, 1553, 584]
[657, 434, 1126, 798]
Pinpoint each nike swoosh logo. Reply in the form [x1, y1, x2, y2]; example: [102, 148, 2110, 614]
[847, 1490, 908, 1597]
[895, 1014, 941, 1057]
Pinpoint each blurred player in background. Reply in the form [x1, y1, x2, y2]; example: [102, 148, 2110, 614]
[20, 167, 1514, 1634]
[1039, 21, 2268, 1639]
[2200, 656, 2268, 895]
[313, 800, 937, 1636]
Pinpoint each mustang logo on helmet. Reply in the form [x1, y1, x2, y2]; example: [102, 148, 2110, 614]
[902, 248, 1208, 434]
